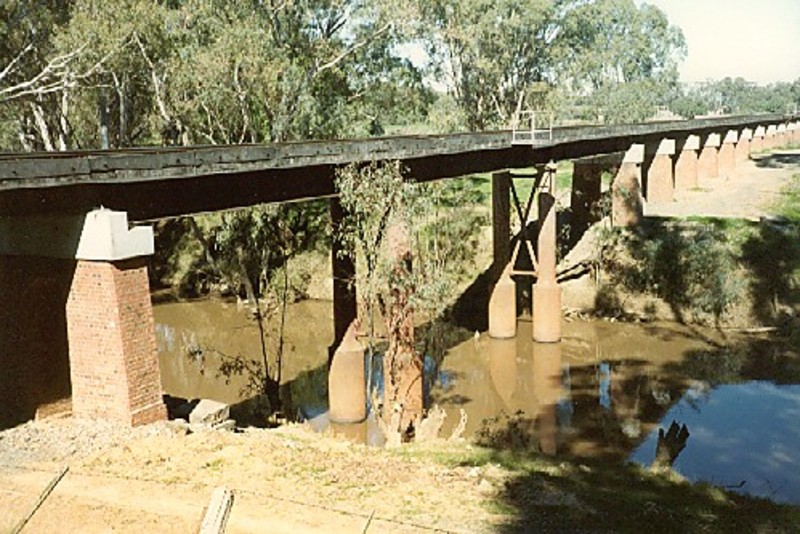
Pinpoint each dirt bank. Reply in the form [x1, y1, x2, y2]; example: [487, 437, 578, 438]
[561, 149, 800, 326]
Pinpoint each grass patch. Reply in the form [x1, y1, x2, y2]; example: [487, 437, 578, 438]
[776, 173, 800, 221]
[396, 441, 800, 532]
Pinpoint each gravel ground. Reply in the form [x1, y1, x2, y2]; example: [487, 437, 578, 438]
[0, 417, 174, 467]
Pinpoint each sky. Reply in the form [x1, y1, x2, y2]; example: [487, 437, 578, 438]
[636, 0, 800, 85]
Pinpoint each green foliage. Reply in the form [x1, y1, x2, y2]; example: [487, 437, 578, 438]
[670, 77, 800, 118]
[1, 0, 429, 150]
[335, 162, 485, 337]
[599, 221, 744, 323]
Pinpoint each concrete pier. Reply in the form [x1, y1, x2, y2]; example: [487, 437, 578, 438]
[737, 128, 752, 163]
[489, 264, 517, 339]
[765, 125, 778, 150]
[612, 145, 644, 227]
[328, 322, 367, 423]
[698, 133, 720, 180]
[645, 139, 676, 203]
[718, 130, 738, 178]
[789, 123, 799, 146]
[532, 164, 561, 343]
[776, 124, 788, 148]
[488, 172, 516, 339]
[752, 126, 766, 153]
[675, 135, 699, 191]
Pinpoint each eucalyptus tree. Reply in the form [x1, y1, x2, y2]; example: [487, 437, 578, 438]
[557, 0, 685, 122]
[0, 1, 80, 150]
[334, 161, 485, 436]
[413, 0, 686, 129]
[414, 0, 563, 131]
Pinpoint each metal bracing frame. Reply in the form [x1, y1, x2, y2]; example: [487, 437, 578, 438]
[507, 163, 557, 277]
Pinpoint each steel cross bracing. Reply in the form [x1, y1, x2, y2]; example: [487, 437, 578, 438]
[507, 163, 557, 277]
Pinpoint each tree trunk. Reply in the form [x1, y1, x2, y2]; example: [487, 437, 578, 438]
[382, 221, 423, 436]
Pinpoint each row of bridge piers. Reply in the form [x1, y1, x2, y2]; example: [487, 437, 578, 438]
[486, 121, 800, 349]
[1, 120, 797, 429]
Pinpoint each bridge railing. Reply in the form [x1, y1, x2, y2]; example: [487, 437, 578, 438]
[511, 110, 553, 145]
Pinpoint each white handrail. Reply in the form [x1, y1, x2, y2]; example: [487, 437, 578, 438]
[511, 110, 553, 145]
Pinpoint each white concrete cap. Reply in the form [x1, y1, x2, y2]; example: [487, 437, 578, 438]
[788, 123, 798, 132]
[0, 208, 153, 261]
[704, 133, 721, 148]
[777, 124, 787, 134]
[682, 135, 701, 151]
[655, 139, 676, 155]
[740, 128, 754, 140]
[623, 144, 644, 164]
[766, 124, 777, 136]
[754, 126, 766, 138]
[723, 130, 738, 144]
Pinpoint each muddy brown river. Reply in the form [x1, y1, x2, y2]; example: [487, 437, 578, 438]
[154, 298, 800, 505]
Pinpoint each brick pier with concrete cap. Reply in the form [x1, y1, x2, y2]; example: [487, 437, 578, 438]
[698, 133, 721, 180]
[0, 209, 166, 426]
[675, 135, 700, 191]
[612, 144, 645, 227]
[751, 126, 766, 153]
[737, 128, 753, 163]
[718, 130, 738, 178]
[644, 139, 676, 203]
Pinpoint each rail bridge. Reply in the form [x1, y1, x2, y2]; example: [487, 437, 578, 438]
[1, 113, 798, 427]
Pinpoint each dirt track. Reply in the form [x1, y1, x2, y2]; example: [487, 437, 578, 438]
[645, 149, 799, 219]
[1, 424, 508, 533]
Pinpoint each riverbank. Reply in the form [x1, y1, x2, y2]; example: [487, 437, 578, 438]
[561, 149, 800, 327]
[2, 419, 799, 532]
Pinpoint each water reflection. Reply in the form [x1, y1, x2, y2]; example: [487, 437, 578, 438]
[631, 381, 800, 504]
[154, 299, 800, 504]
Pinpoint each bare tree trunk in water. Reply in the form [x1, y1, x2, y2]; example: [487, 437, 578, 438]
[383, 221, 423, 436]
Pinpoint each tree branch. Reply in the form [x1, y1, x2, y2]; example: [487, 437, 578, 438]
[313, 22, 392, 80]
